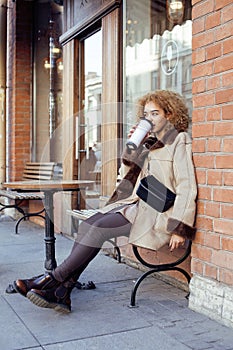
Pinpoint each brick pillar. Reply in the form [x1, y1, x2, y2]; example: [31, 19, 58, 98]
[7, 0, 33, 180]
[189, 0, 233, 328]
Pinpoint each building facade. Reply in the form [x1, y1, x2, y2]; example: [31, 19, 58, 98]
[0, 0, 232, 328]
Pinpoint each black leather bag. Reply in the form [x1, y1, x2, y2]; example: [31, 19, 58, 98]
[136, 175, 176, 212]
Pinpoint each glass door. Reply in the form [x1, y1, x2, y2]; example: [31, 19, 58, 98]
[74, 7, 121, 202]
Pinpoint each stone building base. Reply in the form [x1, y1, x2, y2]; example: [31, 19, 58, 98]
[189, 275, 233, 329]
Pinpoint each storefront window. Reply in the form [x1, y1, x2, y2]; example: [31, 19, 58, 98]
[33, 2, 63, 162]
[123, 0, 192, 138]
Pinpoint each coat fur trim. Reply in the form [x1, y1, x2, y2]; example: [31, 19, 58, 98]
[167, 218, 196, 240]
[107, 137, 164, 205]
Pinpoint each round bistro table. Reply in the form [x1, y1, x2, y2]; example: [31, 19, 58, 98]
[3, 180, 94, 271]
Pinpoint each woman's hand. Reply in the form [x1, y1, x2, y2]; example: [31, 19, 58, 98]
[169, 234, 185, 252]
[127, 125, 137, 138]
[127, 124, 150, 143]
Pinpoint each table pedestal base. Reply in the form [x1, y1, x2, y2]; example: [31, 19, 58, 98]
[44, 191, 57, 271]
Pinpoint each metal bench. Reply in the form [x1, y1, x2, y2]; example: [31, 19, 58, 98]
[67, 208, 192, 307]
[0, 162, 56, 233]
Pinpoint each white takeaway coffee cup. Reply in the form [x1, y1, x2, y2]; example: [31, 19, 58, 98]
[126, 118, 153, 150]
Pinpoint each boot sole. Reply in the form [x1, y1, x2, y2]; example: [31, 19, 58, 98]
[27, 291, 71, 314]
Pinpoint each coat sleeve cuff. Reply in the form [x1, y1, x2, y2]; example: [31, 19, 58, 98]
[167, 218, 196, 240]
[122, 145, 145, 166]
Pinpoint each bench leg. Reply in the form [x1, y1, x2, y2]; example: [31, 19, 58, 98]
[129, 241, 192, 307]
[0, 200, 26, 216]
[129, 266, 191, 307]
[130, 269, 158, 307]
[15, 209, 45, 234]
[71, 215, 79, 233]
[107, 239, 121, 263]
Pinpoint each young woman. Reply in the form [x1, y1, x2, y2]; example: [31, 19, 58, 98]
[13, 90, 197, 313]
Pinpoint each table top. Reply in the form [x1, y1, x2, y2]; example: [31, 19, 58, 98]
[3, 180, 95, 191]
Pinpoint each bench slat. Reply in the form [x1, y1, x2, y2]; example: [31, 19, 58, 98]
[0, 189, 44, 200]
[23, 174, 52, 180]
[24, 162, 55, 168]
[22, 162, 55, 181]
[67, 209, 98, 220]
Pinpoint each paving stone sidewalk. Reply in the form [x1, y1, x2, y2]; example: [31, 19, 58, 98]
[0, 218, 233, 350]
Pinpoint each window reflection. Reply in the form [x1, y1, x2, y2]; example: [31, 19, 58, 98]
[124, 0, 192, 137]
[81, 30, 102, 190]
[34, 2, 63, 162]
[84, 30, 102, 155]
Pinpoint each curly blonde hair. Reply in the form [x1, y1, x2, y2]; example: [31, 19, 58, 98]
[136, 90, 189, 132]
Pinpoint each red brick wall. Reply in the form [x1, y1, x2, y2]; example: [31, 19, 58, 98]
[7, 1, 33, 180]
[191, 0, 233, 285]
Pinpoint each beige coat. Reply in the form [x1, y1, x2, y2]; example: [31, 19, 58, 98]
[99, 132, 197, 251]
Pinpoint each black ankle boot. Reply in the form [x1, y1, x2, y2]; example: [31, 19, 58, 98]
[13, 273, 60, 297]
[26, 282, 73, 313]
